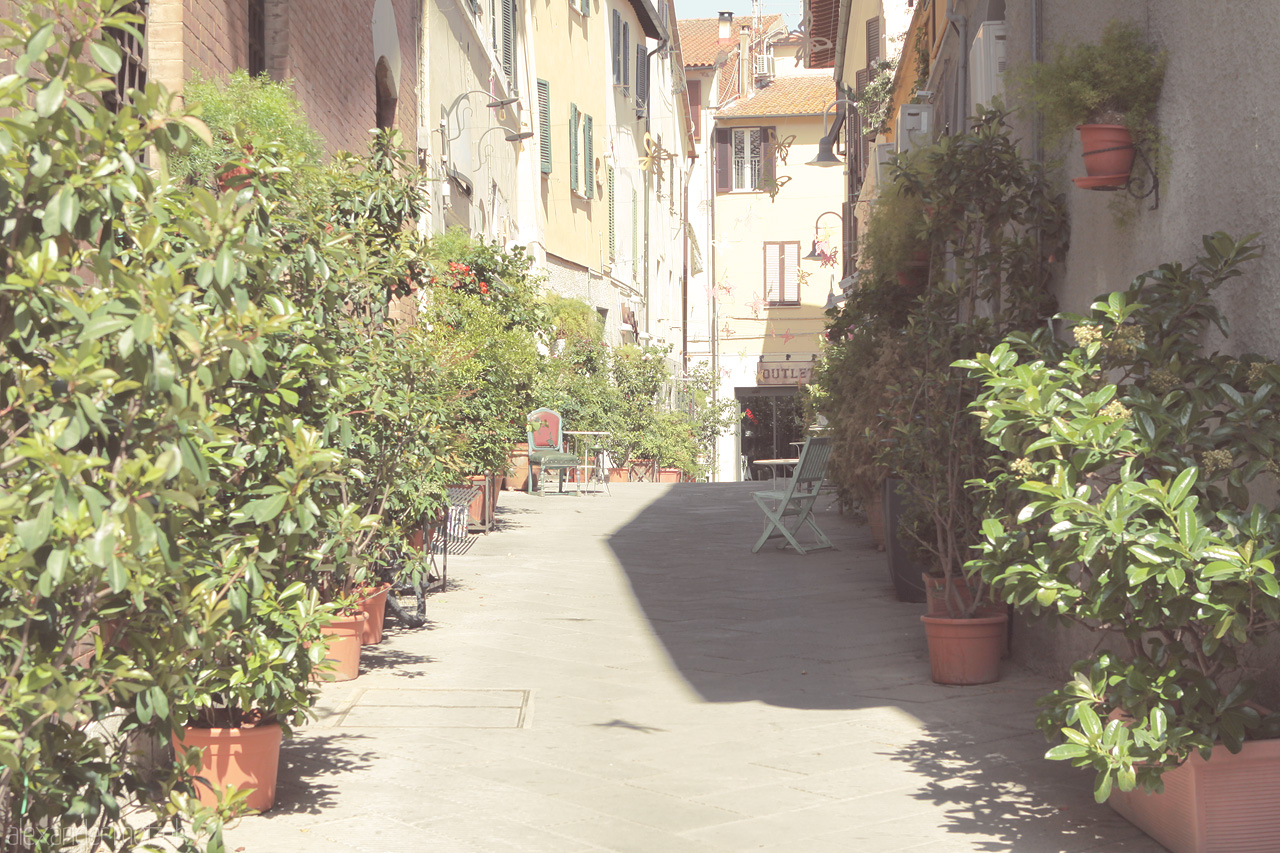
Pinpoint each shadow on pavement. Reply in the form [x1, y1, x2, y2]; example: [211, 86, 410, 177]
[359, 645, 438, 677]
[606, 482, 918, 711]
[268, 733, 377, 816]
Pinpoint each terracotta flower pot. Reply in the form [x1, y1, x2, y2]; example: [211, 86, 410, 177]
[923, 575, 1008, 655]
[920, 612, 1007, 685]
[318, 612, 367, 682]
[507, 442, 530, 491]
[1074, 124, 1135, 189]
[173, 722, 282, 813]
[658, 467, 682, 483]
[863, 497, 886, 551]
[357, 586, 390, 645]
[608, 467, 630, 483]
[464, 474, 488, 527]
[1108, 737, 1280, 852]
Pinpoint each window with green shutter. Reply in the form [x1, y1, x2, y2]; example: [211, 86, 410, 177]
[580, 0, 589, 16]
[622, 22, 630, 86]
[569, 103, 579, 192]
[583, 114, 594, 199]
[635, 43, 647, 118]
[608, 166, 616, 259]
[537, 79, 551, 174]
[501, 0, 517, 95]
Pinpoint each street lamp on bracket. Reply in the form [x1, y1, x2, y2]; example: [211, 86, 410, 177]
[806, 98, 860, 168]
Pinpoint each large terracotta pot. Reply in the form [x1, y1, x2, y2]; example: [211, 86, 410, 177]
[923, 575, 1008, 655]
[657, 467, 682, 483]
[608, 467, 630, 483]
[1074, 124, 1135, 189]
[920, 612, 1007, 685]
[318, 612, 367, 682]
[358, 586, 390, 645]
[1109, 737, 1280, 852]
[507, 442, 530, 491]
[863, 495, 886, 551]
[464, 474, 488, 528]
[173, 722, 282, 813]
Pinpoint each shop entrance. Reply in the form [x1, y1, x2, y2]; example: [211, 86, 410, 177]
[736, 387, 804, 480]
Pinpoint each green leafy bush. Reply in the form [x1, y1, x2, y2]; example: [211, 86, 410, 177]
[962, 233, 1280, 801]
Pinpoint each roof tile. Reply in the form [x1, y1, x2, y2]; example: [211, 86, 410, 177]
[716, 75, 835, 118]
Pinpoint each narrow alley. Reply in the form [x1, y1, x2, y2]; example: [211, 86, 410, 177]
[225, 485, 1163, 852]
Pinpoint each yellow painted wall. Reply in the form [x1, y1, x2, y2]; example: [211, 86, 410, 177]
[530, 0, 608, 269]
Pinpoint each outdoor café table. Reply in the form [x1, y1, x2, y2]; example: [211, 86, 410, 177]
[563, 431, 612, 495]
[752, 457, 800, 482]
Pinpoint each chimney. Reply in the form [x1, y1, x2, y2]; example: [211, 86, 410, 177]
[717, 11, 733, 41]
[739, 25, 751, 99]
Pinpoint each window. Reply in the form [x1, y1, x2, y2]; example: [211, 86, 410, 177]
[764, 242, 801, 305]
[611, 10, 622, 85]
[375, 56, 397, 129]
[492, 0, 518, 94]
[687, 79, 701, 141]
[105, 1, 146, 113]
[583, 114, 594, 198]
[247, 0, 266, 76]
[715, 126, 776, 192]
[537, 79, 552, 174]
[569, 103, 579, 192]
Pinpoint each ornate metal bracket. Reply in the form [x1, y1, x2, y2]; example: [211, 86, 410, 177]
[1077, 144, 1160, 211]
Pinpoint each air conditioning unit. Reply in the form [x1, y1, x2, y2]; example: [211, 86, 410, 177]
[873, 142, 897, 188]
[969, 20, 1008, 118]
[754, 52, 775, 79]
[897, 103, 933, 153]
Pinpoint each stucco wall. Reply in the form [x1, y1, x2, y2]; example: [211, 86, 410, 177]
[994, 1, 1280, 680]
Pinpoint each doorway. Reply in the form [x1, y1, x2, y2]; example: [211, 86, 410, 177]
[736, 387, 803, 480]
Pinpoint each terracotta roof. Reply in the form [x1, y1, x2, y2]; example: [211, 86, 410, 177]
[677, 15, 784, 68]
[716, 74, 835, 117]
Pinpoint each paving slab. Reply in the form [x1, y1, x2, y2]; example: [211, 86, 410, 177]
[225, 483, 1166, 852]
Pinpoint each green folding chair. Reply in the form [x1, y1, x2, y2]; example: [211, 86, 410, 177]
[751, 436, 835, 555]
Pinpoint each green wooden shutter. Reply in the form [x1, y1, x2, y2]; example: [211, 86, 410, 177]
[583, 114, 594, 199]
[635, 43, 647, 117]
[537, 79, 551, 174]
[611, 10, 621, 84]
[608, 166, 616, 258]
[581, 0, 589, 16]
[622, 23, 630, 86]
[502, 0, 517, 95]
[569, 103, 579, 192]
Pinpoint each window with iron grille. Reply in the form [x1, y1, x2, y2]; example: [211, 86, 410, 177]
[763, 242, 800, 305]
[248, 0, 266, 76]
[105, 1, 147, 113]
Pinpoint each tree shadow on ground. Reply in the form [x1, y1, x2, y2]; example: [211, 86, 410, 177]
[267, 733, 377, 816]
[884, 721, 1162, 851]
[359, 644, 438, 678]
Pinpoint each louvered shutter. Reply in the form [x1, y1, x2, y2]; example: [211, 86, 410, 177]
[622, 23, 630, 86]
[761, 126, 777, 186]
[635, 44, 648, 116]
[783, 242, 800, 302]
[765, 243, 781, 303]
[502, 0, 517, 95]
[855, 67, 868, 93]
[608, 166, 616, 258]
[583, 114, 594, 198]
[631, 190, 638, 279]
[714, 128, 731, 193]
[569, 103, 579, 192]
[580, 0, 588, 17]
[612, 10, 621, 83]
[537, 79, 551, 174]
[866, 16, 880, 66]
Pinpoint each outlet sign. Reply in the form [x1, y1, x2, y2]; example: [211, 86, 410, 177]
[756, 362, 814, 385]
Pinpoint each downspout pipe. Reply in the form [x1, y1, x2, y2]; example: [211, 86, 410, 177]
[946, 0, 967, 135]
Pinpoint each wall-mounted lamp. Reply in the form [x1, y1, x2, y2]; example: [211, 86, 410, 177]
[803, 210, 842, 262]
[505, 130, 535, 142]
[806, 98, 859, 167]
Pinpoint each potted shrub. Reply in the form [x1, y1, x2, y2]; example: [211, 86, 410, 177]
[866, 110, 1067, 683]
[962, 233, 1280, 851]
[172, 580, 329, 813]
[1011, 20, 1166, 189]
[859, 179, 928, 291]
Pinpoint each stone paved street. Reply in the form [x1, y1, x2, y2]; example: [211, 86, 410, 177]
[225, 483, 1166, 852]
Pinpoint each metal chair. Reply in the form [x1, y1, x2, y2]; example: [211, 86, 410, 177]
[526, 408, 581, 495]
[750, 436, 836, 555]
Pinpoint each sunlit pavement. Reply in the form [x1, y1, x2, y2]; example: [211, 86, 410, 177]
[225, 483, 1165, 852]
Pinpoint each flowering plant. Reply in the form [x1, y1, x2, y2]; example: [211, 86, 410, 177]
[960, 233, 1280, 801]
[431, 260, 492, 297]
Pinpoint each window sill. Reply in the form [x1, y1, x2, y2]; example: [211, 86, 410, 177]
[765, 302, 802, 308]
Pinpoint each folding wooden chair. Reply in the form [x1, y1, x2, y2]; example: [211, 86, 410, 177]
[751, 436, 835, 555]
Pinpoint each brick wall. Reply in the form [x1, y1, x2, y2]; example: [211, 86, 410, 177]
[151, 0, 421, 158]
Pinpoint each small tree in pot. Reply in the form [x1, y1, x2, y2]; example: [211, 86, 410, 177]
[961, 233, 1280, 810]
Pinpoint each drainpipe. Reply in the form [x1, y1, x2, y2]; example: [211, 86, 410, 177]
[1031, 0, 1042, 161]
[681, 172, 689, 373]
[738, 25, 750, 100]
[946, 0, 968, 134]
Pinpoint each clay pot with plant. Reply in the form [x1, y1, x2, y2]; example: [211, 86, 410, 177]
[1011, 19, 1166, 189]
[962, 233, 1280, 850]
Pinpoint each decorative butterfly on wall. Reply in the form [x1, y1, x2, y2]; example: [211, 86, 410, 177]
[757, 175, 791, 202]
[638, 132, 676, 175]
[774, 134, 797, 165]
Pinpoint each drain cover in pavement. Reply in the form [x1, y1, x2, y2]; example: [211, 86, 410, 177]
[338, 689, 529, 729]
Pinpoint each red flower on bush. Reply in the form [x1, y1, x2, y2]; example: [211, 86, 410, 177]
[479, 281, 489, 294]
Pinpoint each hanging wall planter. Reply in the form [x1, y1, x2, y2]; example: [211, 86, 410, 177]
[1072, 124, 1135, 189]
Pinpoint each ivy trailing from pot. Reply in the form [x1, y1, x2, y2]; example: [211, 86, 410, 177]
[961, 232, 1280, 803]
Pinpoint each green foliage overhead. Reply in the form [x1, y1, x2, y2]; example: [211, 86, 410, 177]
[171, 69, 325, 184]
[961, 233, 1278, 802]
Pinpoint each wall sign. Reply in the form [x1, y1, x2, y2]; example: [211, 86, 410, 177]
[756, 361, 814, 385]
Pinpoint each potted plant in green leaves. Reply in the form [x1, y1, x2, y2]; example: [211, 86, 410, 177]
[868, 109, 1067, 683]
[859, 178, 928, 291]
[961, 233, 1280, 852]
[1011, 19, 1166, 189]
